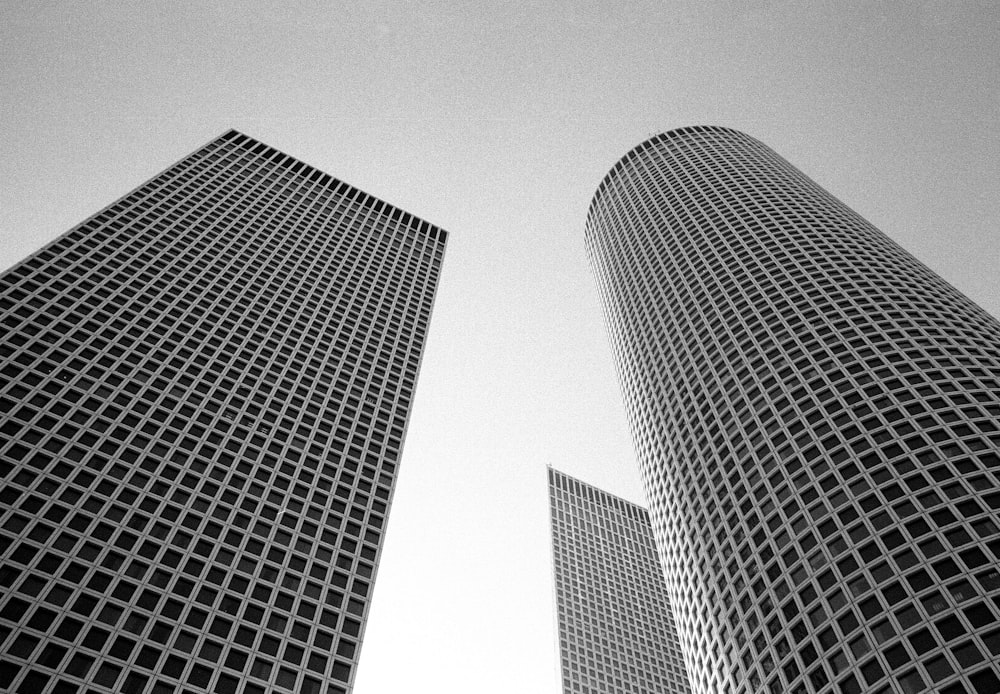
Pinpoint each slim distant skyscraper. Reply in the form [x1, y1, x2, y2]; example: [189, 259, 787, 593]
[548, 467, 691, 694]
[586, 126, 1000, 694]
[0, 130, 446, 694]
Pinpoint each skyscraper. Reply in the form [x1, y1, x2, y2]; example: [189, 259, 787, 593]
[586, 126, 1000, 694]
[0, 130, 447, 694]
[548, 467, 691, 694]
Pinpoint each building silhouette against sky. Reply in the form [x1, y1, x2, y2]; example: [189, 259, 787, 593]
[0, 130, 446, 694]
[548, 467, 691, 694]
[586, 126, 1000, 694]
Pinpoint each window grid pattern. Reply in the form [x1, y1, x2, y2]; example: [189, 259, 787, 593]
[585, 126, 1000, 694]
[0, 129, 447, 694]
[549, 468, 691, 694]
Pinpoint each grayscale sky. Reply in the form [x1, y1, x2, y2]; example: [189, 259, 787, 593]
[2, 2, 998, 692]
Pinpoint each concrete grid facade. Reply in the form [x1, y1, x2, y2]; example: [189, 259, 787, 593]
[0, 130, 446, 694]
[586, 127, 1000, 694]
[549, 467, 691, 694]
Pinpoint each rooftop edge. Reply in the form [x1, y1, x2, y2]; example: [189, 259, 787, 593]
[586, 125, 753, 225]
[217, 129, 449, 244]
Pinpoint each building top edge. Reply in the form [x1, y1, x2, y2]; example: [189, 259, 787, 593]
[585, 125, 751, 228]
[548, 466, 649, 513]
[218, 129, 450, 244]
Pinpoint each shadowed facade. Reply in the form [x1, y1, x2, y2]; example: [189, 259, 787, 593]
[0, 130, 446, 694]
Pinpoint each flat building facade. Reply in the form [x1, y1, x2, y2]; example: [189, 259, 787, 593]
[0, 130, 446, 694]
[549, 467, 691, 694]
[586, 126, 1000, 694]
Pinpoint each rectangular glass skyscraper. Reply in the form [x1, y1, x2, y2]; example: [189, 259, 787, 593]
[0, 130, 447, 694]
[548, 467, 691, 694]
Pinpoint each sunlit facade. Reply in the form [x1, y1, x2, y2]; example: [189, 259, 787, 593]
[586, 126, 1000, 694]
[549, 468, 691, 694]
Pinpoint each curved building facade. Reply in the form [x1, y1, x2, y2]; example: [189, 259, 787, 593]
[586, 126, 1000, 694]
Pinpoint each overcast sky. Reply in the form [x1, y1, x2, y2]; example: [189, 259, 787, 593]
[2, 2, 999, 692]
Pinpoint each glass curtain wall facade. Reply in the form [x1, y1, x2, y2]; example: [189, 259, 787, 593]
[586, 126, 1000, 694]
[0, 130, 447, 694]
[549, 467, 691, 694]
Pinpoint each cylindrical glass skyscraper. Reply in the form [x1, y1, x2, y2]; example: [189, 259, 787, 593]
[586, 126, 1000, 694]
